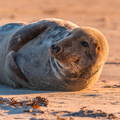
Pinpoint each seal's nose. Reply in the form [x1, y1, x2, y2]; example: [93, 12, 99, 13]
[51, 44, 61, 54]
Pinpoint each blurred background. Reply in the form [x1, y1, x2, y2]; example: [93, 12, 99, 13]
[0, 0, 120, 80]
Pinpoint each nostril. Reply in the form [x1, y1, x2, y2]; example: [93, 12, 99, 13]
[51, 44, 56, 49]
[51, 44, 61, 54]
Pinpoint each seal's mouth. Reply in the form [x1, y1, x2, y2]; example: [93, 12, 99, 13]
[9, 51, 29, 83]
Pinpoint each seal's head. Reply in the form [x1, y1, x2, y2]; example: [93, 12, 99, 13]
[50, 28, 109, 90]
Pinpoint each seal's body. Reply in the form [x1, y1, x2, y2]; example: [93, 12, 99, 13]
[0, 18, 109, 91]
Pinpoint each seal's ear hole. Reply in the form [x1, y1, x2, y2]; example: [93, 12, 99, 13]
[80, 41, 89, 47]
[97, 46, 100, 51]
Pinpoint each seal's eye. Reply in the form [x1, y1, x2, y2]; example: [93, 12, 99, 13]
[80, 41, 89, 47]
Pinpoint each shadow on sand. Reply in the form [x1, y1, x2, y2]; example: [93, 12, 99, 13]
[0, 84, 58, 95]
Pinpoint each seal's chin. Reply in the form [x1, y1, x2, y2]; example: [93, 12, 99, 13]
[6, 51, 29, 83]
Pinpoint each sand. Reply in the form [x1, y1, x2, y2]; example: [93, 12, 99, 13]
[0, 0, 120, 119]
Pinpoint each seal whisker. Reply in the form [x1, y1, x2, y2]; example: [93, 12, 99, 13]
[49, 57, 62, 80]
[54, 59, 66, 76]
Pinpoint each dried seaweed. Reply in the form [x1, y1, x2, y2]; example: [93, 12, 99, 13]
[0, 96, 48, 113]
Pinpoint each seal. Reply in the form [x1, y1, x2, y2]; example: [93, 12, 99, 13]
[0, 18, 109, 91]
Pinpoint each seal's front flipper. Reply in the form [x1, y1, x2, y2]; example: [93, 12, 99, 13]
[9, 22, 50, 51]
